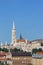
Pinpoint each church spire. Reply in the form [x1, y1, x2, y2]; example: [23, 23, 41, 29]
[20, 33, 23, 40]
[13, 21, 15, 29]
[11, 20, 16, 45]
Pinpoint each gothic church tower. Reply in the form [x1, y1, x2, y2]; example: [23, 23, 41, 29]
[12, 21, 16, 45]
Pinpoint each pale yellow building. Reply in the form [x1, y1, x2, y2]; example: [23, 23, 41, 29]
[32, 52, 43, 65]
[32, 58, 43, 65]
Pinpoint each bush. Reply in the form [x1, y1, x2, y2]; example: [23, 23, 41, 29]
[32, 48, 42, 54]
[28, 64, 32, 65]
[2, 48, 9, 52]
[38, 48, 42, 52]
[0, 48, 9, 52]
[32, 48, 38, 54]
[13, 48, 23, 52]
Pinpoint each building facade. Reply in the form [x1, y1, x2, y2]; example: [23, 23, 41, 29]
[32, 40, 43, 50]
[32, 52, 43, 65]
[11, 22, 32, 52]
[12, 56, 32, 65]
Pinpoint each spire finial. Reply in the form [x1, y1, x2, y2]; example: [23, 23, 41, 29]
[20, 33, 23, 39]
[13, 20, 15, 29]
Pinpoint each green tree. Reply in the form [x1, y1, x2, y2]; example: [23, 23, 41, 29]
[2, 48, 9, 52]
[13, 48, 20, 52]
[38, 48, 42, 52]
[13, 48, 24, 52]
[28, 64, 32, 65]
[32, 48, 38, 54]
[0, 48, 2, 51]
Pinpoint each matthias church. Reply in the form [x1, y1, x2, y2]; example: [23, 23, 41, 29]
[0, 21, 43, 53]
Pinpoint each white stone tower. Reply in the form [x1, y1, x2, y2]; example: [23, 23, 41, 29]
[12, 21, 16, 45]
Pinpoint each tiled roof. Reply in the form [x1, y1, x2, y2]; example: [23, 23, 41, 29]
[16, 39, 30, 44]
[36, 52, 43, 54]
[0, 52, 8, 56]
[16, 39, 26, 43]
[15, 34, 30, 44]
[0, 52, 11, 60]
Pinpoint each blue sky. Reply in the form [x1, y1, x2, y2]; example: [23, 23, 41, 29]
[0, 0, 43, 43]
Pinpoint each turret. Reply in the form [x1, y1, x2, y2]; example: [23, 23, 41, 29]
[11, 21, 16, 45]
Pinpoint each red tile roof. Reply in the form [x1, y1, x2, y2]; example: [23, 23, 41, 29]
[0, 52, 8, 56]
[16, 39, 30, 44]
[36, 52, 43, 54]
[0, 52, 11, 60]
[16, 39, 26, 43]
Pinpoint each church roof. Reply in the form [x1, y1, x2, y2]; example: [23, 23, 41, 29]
[16, 34, 30, 44]
[16, 34, 26, 43]
[16, 39, 30, 44]
[16, 39, 26, 43]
